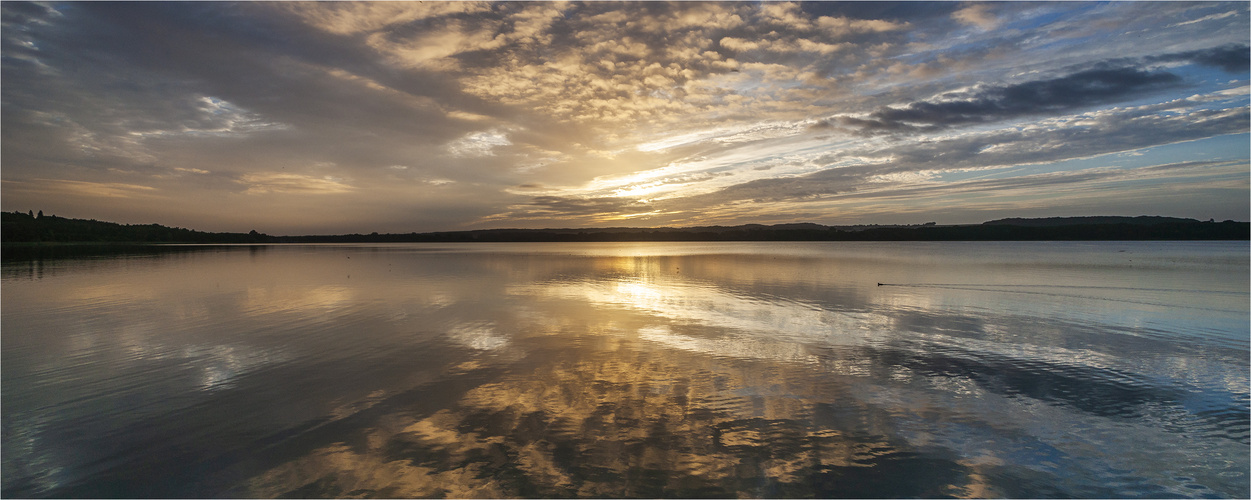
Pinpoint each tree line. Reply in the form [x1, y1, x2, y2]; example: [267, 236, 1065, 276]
[3, 211, 1247, 244]
[2, 211, 270, 244]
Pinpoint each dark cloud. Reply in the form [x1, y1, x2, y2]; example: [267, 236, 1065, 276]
[845, 66, 1184, 132]
[881, 107, 1248, 173]
[1151, 43, 1250, 73]
[827, 41, 1247, 135]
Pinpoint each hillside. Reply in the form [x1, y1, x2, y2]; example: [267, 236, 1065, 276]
[983, 216, 1203, 226]
[1, 211, 269, 244]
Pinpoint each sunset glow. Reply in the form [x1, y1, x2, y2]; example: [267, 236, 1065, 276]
[2, 2, 1247, 234]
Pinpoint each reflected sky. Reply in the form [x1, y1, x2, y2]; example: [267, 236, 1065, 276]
[2, 242, 1247, 498]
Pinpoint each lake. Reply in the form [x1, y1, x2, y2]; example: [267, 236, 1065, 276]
[2, 241, 1247, 498]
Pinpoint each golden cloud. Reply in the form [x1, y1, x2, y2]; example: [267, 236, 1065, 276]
[4, 179, 160, 199]
[279, 2, 493, 35]
[239, 173, 354, 194]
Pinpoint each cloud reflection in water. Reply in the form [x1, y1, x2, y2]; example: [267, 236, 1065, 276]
[1, 242, 1246, 498]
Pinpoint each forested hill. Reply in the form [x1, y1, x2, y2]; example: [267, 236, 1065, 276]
[2, 211, 1248, 243]
[1, 211, 269, 244]
[982, 216, 1204, 226]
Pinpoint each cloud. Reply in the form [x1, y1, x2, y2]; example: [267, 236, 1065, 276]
[840, 66, 1185, 132]
[815, 15, 907, 35]
[1, 1, 1247, 231]
[759, 2, 813, 30]
[817, 159, 1249, 212]
[366, 20, 506, 70]
[952, 3, 1000, 30]
[278, 2, 493, 36]
[239, 173, 354, 195]
[503, 195, 653, 220]
[672, 172, 863, 207]
[3, 179, 159, 199]
[1168, 10, 1239, 28]
[624, 92, 1249, 216]
[857, 99, 1248, 174]
[128, 96, 287, 139]
[718, 37, 760, 52]
[486, 71, 1247, 226]
[1150, 44, 1251, 73]
[446, 129, 513, 157]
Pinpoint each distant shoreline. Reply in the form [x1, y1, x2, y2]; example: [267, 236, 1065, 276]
[3, 212, 1248, 245]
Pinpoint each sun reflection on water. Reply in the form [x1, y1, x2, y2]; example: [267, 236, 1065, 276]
[1, 242, 1246, 498]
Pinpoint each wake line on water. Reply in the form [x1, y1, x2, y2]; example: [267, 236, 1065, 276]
[876, 283, 1247, 314]
[877, 283, 1247, 295]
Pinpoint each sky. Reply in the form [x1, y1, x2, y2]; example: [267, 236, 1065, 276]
[1, 1, 1248, 234]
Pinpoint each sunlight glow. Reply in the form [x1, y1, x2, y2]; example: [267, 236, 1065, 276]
[1, 1, 1246, 231]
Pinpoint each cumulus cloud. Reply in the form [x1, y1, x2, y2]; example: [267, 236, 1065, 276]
[279, 2, 492, 35]
[1, 1, 1247, 231]
[952, 3, 1000, 30]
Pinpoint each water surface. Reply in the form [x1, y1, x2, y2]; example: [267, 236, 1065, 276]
[3, 242, 1247, 498]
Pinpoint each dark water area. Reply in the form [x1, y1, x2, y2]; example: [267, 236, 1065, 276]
[2, 242, 1247, 498]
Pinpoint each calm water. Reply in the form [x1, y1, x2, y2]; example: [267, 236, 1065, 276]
[2, 242, 1247, 498]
